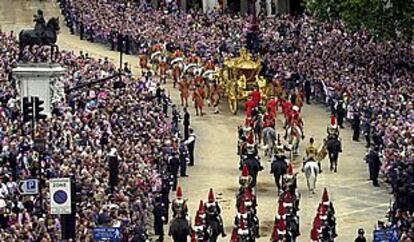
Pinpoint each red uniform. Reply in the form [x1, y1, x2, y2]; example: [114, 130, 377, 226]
[172, 65, 181, 87]
[282, 101, 292, 118]
[178, 79, 189, 106]
[244, 99, 256, 117]
[266, 98, 278, 116]
[251, 90, 261, 106]
[193, 87, 205, 116]
[263, 112, 275, 128]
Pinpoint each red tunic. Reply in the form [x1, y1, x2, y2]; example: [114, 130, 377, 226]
[251, 90, 261, 106]
[244, 99, 256, 117]
[266, 98, 278, 116]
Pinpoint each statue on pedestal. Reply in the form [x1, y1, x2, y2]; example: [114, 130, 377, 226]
[19, 9, 60, 61]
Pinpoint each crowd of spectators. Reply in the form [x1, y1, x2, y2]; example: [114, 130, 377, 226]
[0, 29, 185, 241]
[0, 0, 411, 240]
[59, 0, 414, 238]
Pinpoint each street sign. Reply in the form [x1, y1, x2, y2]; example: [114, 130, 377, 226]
[92, 227, 121, 241]
[18, 179, 39, 195]
[49, 178, 72, 214]
[373, 228, 398, 242]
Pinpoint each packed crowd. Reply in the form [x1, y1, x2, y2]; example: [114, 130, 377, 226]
[59, 0, 414, 238]
[0, 29, 188, 241]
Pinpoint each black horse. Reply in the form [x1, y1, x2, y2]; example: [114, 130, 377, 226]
[205, 214, 221, 242]
[326, 137, 342, 173]
[19, 17, 60, 61]
[168, 216, 191, 242]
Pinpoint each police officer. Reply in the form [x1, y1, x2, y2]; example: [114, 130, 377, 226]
[184, 128, 196, 166]
[179, 140, 189, 177]
[168, 152, 180, 191]
[153, 195, 167, 242]
[352, 111, 361, 141]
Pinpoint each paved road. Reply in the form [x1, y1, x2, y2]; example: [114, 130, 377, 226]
[0, 1, 392, 241]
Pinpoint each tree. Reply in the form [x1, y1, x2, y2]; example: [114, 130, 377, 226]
[305, 0, 414, 40]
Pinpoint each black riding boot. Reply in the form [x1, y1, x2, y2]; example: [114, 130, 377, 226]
[318, 162, 322, 173]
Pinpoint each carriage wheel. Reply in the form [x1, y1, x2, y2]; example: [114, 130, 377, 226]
[228, 98, 238, 115]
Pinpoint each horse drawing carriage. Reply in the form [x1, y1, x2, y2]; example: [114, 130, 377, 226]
[219, 48, 272, 114]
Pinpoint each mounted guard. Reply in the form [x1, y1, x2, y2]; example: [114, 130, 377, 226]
[205, 189, 226, 240]
[327, 114, 340, 139]
[171, 186, 189, 218]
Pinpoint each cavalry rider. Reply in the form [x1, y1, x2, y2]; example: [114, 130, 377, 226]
[266, 96, 279, 118]
[263, 107, 276, 128]
[138, 43, 149, 73]
[192, 201, 209, 241]
[171, 186, 188, 218]
[311, 188, 337, 241]
[270, 144, 288, 194]
[205, 188, 226, 237]
[271, 217, 287, 242]
[240, 148, 263, 188]
[304, 137, 322, 172]
[178, 77, 189, 107]
[231, 214, 252, 242]
[320, 188, 337, 236]
[281, 98, 292, 119]
[244, 97, 256, 118]
[285, 105, 305, 140]
[250, 87, 261, 107]
[327, 114, 340, 139]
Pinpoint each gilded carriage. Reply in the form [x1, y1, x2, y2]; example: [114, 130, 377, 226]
[219, 48, 272, 114]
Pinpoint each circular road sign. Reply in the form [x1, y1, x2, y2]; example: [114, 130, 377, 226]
[53, 190, 68, 204]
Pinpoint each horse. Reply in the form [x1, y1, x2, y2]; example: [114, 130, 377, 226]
[285, 123, 302, 158]
[252, 112, 263, 145]
[262, 126, 277, 158]
[325, 137, 342, 173]
[205, 214, 221, 242]
[303, 159, 319, 194]
[168, 216, 191, 242]
[19, 17, 60, 61]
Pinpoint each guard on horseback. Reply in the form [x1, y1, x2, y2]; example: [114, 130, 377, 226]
[270, 144, 288, 194]
[192, 202, 209, 242]
[205, 188, 227, 239]
[304, 137, 322, 172]
[284, 105, 304, 140]
[240, 150, 263, 188]
[327, 115, 340, 139]
[172, 186, 189, 218]
[272, 201, 300, 242]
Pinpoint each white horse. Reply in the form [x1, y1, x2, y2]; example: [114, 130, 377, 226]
[286, 123, 302, 158]
[303, 160, 319, 194]
[262, 126, 277, 158]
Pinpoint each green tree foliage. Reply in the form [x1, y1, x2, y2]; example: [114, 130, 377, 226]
[305, 0, 414, 40]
